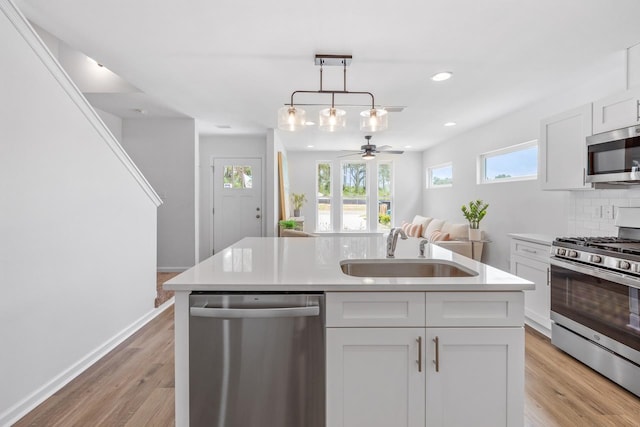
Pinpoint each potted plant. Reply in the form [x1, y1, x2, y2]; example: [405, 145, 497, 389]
[291, 193, 307, 217]
[461, 199, 489, 240]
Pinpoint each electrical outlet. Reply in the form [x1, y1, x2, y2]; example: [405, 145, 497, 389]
[603, 205, 614, 220]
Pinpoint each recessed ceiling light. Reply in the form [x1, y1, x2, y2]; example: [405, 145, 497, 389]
[444, 122, 457, 127]
[431, 71, 453, 82]
[404, 145, 412, 148]
[305, 121, 316, 126]
[307, 145, 314, 148]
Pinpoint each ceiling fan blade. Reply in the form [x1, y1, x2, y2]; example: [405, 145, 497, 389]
[374, 150, 404, 155]
[376, 145, 393, 151]
[337, 152, 361, 158]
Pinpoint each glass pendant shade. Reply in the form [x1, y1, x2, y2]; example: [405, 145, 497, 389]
[277, 106, 306, 131]
[318, 107, 346, 132]
[359, 108, 388, 132]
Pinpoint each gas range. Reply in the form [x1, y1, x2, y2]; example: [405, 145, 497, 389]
[552, 236, 640, 276]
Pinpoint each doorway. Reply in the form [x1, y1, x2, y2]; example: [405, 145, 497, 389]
[211, 158, 263, 254]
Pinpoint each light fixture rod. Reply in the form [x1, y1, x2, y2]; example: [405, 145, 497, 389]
[290, 90, 375, 109]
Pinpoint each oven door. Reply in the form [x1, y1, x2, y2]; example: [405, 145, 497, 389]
[550, 258, 640, 363]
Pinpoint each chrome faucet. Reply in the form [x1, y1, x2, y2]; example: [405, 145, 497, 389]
[418, 239, 429, 257]
[386, 227, 408, 258]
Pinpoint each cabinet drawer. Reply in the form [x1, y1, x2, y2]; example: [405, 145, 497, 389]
[326, 292, 425, 327]
[425, 292, 524, 327]
[511, 239, 550, 262]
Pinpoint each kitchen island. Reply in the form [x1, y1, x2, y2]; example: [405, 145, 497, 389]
[165, 235, 533, 427]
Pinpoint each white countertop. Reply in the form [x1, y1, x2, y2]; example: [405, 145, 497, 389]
[164, 236, 533, 292]
[508, 233, 555, 246]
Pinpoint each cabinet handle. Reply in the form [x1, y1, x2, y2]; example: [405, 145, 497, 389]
[637, 100, 640, 122]
[521, 248, 537, 254]
[416, 337, 422, 372]
[433, 336, 440, 372]
[583, 167, 586, 186]
[547, 267, 551, 286]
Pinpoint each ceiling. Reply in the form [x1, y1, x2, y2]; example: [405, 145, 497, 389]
[14, 0, 640, 152]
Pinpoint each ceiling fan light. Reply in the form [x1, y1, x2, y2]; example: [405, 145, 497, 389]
[278, 106, 306, 131]
[362, 151, 376, 160]
[319, 107, 346, 132]
[360, 108, 388, 132]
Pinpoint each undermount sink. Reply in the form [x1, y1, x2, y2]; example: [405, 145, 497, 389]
[340, 259, 478, 278]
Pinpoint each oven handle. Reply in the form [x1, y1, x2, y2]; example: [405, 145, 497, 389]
[550, 257, 640, 290]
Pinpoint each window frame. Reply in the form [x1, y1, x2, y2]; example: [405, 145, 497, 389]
[315, 160, 332, 232]
[478, 139, 538, 184]
[376, 160, 394, 231]
[340, 160, 369, 232]
[426, 162, 453, 188]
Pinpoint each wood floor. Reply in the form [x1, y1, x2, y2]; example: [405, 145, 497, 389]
[14, 303, 640, 426]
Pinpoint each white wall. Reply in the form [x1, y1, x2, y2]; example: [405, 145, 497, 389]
[423, 52, 629, 271]
[95, 108, 122, 141]
[121, 119, 196, 271]
[286, 151, 423, 232]
[198, 134, 266, 260]
[0, 4, 159, 424]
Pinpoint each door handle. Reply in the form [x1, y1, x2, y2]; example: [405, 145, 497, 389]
[416, 336, 422, 372]
[190, 306, 319, 319]
[433, 336, 440, 372]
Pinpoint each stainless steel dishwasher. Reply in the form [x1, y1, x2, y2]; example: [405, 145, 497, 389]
[189, 292, 325, 427]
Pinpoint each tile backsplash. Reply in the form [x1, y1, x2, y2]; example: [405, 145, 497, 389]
[568, 188, 640, 236]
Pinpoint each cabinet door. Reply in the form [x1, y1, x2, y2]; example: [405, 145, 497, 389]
[593, 88, 640, 134]
[511, 253, 551, 335]
[326, 328, 425, 427]
[425, 328, 524, 427]
[539, 103, 592, 190]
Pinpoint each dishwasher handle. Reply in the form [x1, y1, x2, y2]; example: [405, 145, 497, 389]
[190, 305, 320, 319]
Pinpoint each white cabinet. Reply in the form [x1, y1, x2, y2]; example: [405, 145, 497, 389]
[326, 328, 425, 427]
[425, 328, 524, 427]
[325, 292, 525, 427]
[592, 88, 640, 134]
[539, 103, 592, 190]
[510, 237, 551, 336]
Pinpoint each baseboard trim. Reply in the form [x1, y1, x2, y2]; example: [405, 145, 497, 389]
[0, 298, 175, 427]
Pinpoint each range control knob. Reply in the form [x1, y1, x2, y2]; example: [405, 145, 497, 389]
[568, 250, 579, 258]
[589, 255, 602, 263]
[618, 260, 631, 270]
[557, 248, 567, 256]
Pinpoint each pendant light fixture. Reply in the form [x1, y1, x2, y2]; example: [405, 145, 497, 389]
[278, 54, 388, 132]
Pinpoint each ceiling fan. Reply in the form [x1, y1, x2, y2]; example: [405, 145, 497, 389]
[340, 135, 404, 159]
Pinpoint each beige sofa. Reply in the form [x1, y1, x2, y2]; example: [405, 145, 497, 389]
[402, 215, 484, 261]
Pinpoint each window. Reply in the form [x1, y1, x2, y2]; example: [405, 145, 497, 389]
[316, 162, 331, 232]
[427, 163, 453, 188]
[341, 161, 368, 231]
[377, 162, 392, 230]
[223, 165, 252, 189]
[479, 140, 538, 184]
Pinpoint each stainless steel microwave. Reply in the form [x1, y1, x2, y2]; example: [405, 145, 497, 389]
[586, 125, 640, 185]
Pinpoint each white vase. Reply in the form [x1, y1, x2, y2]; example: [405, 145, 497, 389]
[468, 228, 482, 241]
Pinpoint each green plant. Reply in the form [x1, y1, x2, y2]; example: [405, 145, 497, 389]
[378, 213, 391, 225]
[279, 219, 298, 229]
[291, 193, 307, 210]
[461, 199, 489, 229]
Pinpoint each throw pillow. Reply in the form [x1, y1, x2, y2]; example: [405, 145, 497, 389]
[406, 223, 423, 238]
[428, 231, 450, 242]
[423, 218, 445, 239]
[401, 221, 411, 234]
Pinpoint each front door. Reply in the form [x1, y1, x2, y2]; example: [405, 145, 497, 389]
[212, 158, 262, 253]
